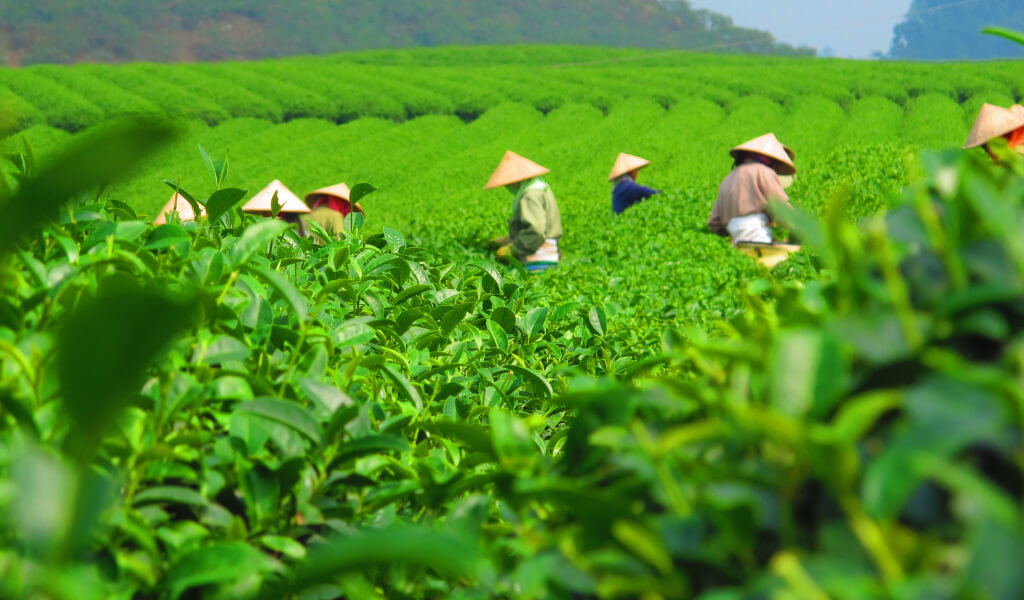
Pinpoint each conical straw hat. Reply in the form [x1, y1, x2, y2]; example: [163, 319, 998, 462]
[484, 151, 550, 190]
[608, 153, 651, 181]
[964, 103, 1024, 149]
[730, 133, 796, 175]
[154, 192, 205, 225]
[307, 183, 351, 202]
[242, 179, 311, 214]
[305, 183, 364, 214]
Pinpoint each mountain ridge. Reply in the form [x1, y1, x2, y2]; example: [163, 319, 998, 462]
[0, 0, 814, 66]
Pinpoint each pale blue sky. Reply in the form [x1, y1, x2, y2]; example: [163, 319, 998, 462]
[687, 0, 915, 58]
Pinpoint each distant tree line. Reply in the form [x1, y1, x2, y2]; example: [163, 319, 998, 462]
[0, 0, 814, 66]
[889, 0, 1024, 60]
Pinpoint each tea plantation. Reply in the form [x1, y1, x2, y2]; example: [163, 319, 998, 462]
[0, 47, 1023, 599]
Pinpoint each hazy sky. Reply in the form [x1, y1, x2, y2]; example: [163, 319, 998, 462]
[687, 0, 915, 58]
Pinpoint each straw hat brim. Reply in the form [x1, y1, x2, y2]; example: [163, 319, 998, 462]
[306, 183, 351, 203]
[242, 180, 311, 214]
[964, 103, 1024, 149]
[485, 151, 550, 189]
[730, 133, 796, 176]
[306, 183, 365, 214]
[608, 153, 651, 181]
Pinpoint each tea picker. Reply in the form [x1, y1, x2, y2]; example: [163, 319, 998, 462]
[242, 179, 312, 235]
[964, 103, 1024, 161]
[707, 133, 801, 267]
[302, 183, 366, 240]
[608, 153, 661, 215]
[486, 151, 563, 274]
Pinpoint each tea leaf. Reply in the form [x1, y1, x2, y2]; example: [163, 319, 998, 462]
[255, 527, 477, 600]
[235, 398, 322, 444]
[133, 486, 207, 507]
[205, 187, 248, 223]
[229, 220, 289, 267]
[166, 541, 280, 600]
[349, 183, 377, 204]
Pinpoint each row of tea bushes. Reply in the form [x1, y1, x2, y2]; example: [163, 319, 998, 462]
[0, 46, 1015, 133]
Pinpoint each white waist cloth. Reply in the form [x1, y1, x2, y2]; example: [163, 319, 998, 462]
[523, 238, 559, 263]
[727, 213, 772, 245]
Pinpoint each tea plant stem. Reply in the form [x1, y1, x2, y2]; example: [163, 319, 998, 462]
[630, 422, 691, 514]
[912, 193, 966, 290]
[866, 217, 923, 351]
[278, 323, 310, 396]
[771, 552, 830, 600]
[841, 496, 904, 584]
[0, 340, 37, 405]
[217, 271, 239, 306]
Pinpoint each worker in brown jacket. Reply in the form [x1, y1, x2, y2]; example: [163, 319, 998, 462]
[964, 103, 1024, 161]
[708, 133, 795, 245]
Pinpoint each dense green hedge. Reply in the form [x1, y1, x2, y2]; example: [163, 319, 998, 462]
[1, 69, 106, 131]
[83, 65, 231, 124]
[28, 66, 166, 121]
[2, 48, 1020, 134]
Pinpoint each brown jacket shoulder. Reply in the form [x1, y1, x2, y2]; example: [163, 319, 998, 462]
[708, 163, 791, 235]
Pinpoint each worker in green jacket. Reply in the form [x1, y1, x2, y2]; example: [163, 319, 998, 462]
[486, 151, 562, 273]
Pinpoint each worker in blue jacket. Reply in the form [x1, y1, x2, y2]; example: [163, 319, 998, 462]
[609, 153, 661, 215]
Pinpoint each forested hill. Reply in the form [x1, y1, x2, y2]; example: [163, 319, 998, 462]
[0, 0, 813, 66]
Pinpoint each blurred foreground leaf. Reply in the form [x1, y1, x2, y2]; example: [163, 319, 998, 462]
[255, 527, 478, 600]
[57, 280, 196, 461]
[983, 27, 1024, 48]
[0, 119, 176, 258]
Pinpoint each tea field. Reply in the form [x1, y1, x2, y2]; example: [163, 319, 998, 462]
[4, 47, 1013, 343]
[1, 46, 1023, 599]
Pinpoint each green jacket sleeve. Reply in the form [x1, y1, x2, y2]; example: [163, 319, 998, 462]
[509, 190, 547, 256]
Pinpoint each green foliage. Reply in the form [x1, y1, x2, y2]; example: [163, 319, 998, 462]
[0, 137, 615, 598]
[1, 117, 1023, 599]
[4, 46, 1005, 356]
[2, 45, 1023, 598]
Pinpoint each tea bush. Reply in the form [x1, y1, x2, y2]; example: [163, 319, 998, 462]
[253, 62, 407, 123]
[141, 65, 284, 123]
[904, 93, 966, 150]
[27, 66, 166, 123]
[207, 64, 342, 122]
[83, 65, 231, 125]
[1, 69, 106, 132]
